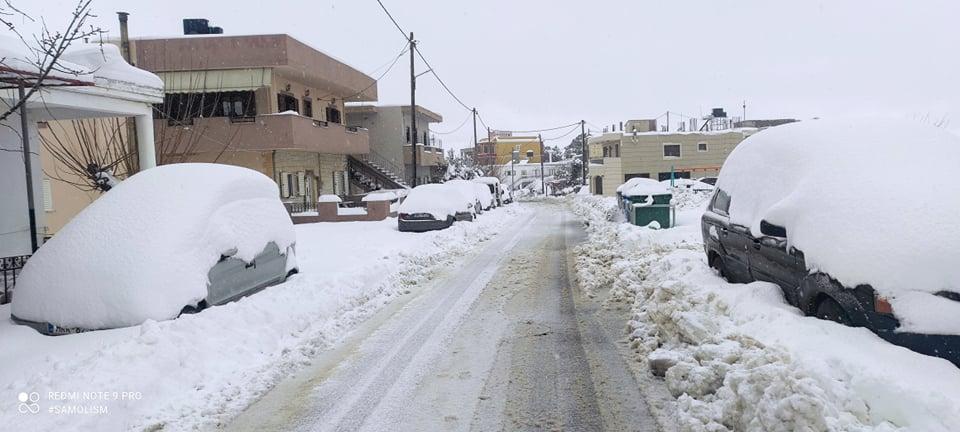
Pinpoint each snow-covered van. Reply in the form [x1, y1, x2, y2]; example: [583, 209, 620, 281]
[702, 119, 960, 365]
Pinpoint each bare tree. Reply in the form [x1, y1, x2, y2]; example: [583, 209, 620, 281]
[40, 117, 133, 192]
[0, 0, 104, 123]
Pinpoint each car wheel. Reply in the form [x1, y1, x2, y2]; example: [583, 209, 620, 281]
[709, 254, 729, 280]
[815, 297, 852, 326]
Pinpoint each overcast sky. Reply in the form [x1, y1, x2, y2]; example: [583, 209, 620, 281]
[26, 0, 960, 150]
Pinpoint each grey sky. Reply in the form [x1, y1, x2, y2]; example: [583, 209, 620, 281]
[29, 0, 960, 150]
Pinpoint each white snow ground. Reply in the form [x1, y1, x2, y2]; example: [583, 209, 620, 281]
[570, 190, 960, 432]
[0, 207, 525, 431]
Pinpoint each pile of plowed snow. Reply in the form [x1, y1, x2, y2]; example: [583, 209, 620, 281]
[570, 193, 960, 432]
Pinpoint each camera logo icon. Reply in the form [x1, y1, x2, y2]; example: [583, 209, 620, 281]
[18, 392, 40, 414]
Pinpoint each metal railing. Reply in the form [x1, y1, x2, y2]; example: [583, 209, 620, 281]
[357, 150, 405, 184]
[284, 200, 318, 215]
[1, 254, 30, 304]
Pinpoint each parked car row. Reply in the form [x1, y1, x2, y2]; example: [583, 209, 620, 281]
[701, 119, 960, 366]
[397, 177, 507, 232]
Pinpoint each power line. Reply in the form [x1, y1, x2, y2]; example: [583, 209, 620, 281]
[432, 111, 471, 135]
[507, 121, 582, 134]
[375, 0, 409, 39]
[543, 124, 583, 142]
[414, 46, 472, 112]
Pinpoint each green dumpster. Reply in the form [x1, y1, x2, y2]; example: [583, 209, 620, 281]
[623, 193, 673, 229]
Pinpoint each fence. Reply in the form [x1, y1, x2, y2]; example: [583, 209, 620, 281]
[1, 254, 30, 304]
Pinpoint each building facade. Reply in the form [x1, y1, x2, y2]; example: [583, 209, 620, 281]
[476, 134, 543, 167]
[588, 127, 755, 196]
[345, 104, 444, 186]
[131, 34, 379, 205]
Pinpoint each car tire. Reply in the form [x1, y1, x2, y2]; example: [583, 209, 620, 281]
[815, 297, 852, 326]
[709, 254, 729, 280]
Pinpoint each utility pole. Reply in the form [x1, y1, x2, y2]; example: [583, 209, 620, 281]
[539, 134, 546, 195]
[409, 32, 418, 187]
[742, 100, 747, 122]
[580, 120, 587, 186]
[18, 81, 38, 253]
[472, 108, 478, 165]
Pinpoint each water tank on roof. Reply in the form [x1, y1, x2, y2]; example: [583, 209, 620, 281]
[183, 18, 223, 35]
[711, 108, 727, 118]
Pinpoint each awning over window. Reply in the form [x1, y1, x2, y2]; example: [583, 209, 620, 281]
[158, 68, 271, 93]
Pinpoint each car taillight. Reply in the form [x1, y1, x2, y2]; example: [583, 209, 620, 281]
[874, 295, 894, 315]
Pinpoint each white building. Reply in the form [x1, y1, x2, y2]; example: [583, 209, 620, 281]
[1, 41, 163, 261]
[499, 160, 570, 192]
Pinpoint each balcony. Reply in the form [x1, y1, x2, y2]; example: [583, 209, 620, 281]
[404, 144, 445, 166]
[155, 113, 369, 155]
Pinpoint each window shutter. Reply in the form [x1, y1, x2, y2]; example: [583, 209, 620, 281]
[280, 172, 290, 198]
[297, 172, 305, 196]
[42, 178, 53, 211]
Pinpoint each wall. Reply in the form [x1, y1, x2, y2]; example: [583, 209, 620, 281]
[618, 131, 749, 181]
[0, 112, 44, 257]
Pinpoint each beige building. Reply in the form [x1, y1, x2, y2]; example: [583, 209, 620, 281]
[345, 104, 445, 185]
[133, 34, 382, 203]
[589, 126, 756, 196]
[37, 33, 390, 237]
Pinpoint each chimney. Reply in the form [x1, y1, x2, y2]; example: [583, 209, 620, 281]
[117, 12, 131, 63]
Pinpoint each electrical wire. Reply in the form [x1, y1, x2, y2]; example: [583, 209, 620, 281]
[375, 0, 409, 39]
[414, 46, 472, 113]
[506, 121, 582, 134]
[432, 111, 472, 135]
[542, 124, 583, 142]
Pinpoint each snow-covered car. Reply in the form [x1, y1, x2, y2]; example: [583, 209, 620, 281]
[702, 118, 960, 365]
[11, 164, 298, 335]
[473, 177, 503, 207]
[445, 179, 493, 212]
[398, 183, 475, 232]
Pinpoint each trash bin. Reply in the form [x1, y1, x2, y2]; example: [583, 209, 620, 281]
[623, 193, 673, 228]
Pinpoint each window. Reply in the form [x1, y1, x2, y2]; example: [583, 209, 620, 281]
[663, 143, 681, 159]
[423, 131, 428, 145]
[303, 98, 313, 118]
[698, 142, 708, 152]
[658, 171, 691, 181]
[526, 150, 534, 159]
[325, 106, 342, 124]
[711, 189, 731, 215]
[156, 91, 256, 120]
[42, 178, 53, 212]
[406, 126, 411, 143]
[277, 93, 299, 113]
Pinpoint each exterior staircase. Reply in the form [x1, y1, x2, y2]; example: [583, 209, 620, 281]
[347, 154, 409, 192]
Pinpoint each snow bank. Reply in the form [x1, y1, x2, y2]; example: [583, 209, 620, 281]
[0, 205, 528, 431]
[618, 177, 670, 197]
[570, 193, 960, 432]
[12, 163, 295, 329]
[397, 183, 471, 220]
[717, 118, 960, 332]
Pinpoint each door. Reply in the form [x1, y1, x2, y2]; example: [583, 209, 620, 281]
[749, 238, 806, 305]
[722, 224, 754, 283]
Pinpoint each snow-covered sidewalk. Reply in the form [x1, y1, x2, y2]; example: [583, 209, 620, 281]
[570, 191, 960, 432]
[0, 207, 527, 431]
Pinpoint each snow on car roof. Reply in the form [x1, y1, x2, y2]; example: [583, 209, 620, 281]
[474, 177, 501, 185]
[717, 118, 960, 332]
[12, 164, 296, 330]
[397, 183, 472, 220]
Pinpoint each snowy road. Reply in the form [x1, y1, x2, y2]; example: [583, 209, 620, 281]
[225, 202, 661, 432]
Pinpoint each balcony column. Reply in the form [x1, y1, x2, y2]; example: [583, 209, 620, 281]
[135, 114, 156, 170]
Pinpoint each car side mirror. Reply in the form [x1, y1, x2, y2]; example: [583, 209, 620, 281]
[760, 220, 787, 238]
[219, 247, 238, 262]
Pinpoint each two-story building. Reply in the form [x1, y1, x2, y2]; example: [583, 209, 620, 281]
[589, 120, 756, 196]
[344, 104, 445, 186]
[130, 34, 392, 206]
[475, 133, 543, 167]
